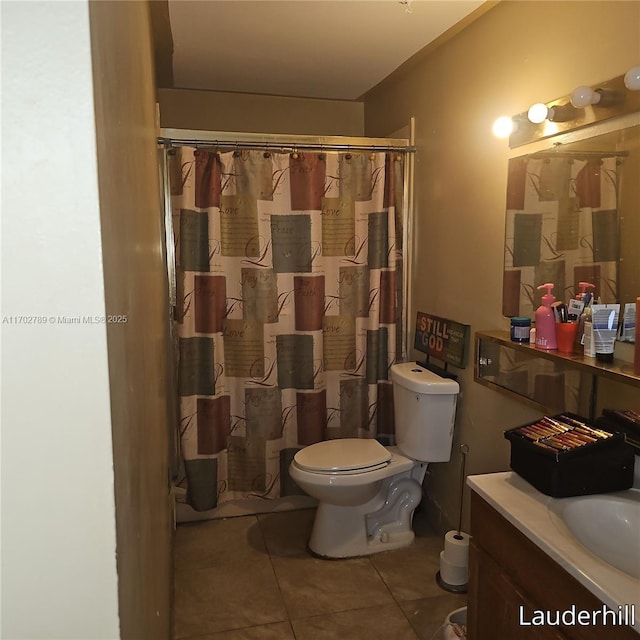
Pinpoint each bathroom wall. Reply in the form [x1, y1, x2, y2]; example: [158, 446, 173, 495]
[2, 3, 120, 637]
[157, 87, 365, 135]
[2, 1, 173, 637]
[89, 1, 174, 638]
[362, 0, 640, 532]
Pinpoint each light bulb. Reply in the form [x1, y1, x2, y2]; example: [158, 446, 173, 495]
[571, 86, 601, 108]
[492, 116, 516, 138]
[624, 65, 640, 91]
[527, 103, 549, 124]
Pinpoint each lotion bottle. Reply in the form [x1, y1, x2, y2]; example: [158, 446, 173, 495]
[583, 300, 595, 357]
[535, 283, 557, 350]
[575, 292, 593, 352]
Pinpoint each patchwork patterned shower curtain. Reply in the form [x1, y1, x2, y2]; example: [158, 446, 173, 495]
[503, 155, 619, 317]
[169, 146, 406, 510]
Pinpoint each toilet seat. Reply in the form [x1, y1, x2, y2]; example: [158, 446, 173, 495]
[293, 438, 391, 475]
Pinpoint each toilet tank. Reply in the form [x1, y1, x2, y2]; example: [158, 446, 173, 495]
[390, 362, 459, 462]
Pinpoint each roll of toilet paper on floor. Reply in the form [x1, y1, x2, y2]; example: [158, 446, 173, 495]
[439, 550, 468, 586]
[444, 530, 471, 566]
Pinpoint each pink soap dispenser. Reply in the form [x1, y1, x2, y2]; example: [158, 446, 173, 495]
[576, 281, 595, 301]
[535, 283, 558, 350]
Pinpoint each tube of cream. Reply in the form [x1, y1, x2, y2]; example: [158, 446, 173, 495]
[592, 304, 620, 363]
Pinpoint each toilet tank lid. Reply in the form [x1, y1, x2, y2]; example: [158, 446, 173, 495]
[391, 362, 459, 395]
[294, 438, 391, 472]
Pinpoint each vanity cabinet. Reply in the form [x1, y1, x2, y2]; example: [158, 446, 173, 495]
[467, 491, 637, 640]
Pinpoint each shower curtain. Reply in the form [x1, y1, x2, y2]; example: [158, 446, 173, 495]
[503, 154, 620, 317]
[168, 145, 406, 510]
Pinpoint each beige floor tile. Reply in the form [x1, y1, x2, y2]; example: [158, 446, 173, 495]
[257, 509, 315, 557]
[173, 507, 458, 638]
[177, 621, 296, 640]
[370, 535, 445, 601]
[271, 555, 394, 619]
[175, 516, 267, 572]
[292, 603, 419, 640]
[399, 594, 468, 640]
[174, 563, 288, 638]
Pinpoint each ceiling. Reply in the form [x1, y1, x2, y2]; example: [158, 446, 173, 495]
[161, 0, 488, 100]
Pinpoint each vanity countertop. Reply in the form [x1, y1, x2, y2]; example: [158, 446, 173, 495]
[467, 472, 640, 633]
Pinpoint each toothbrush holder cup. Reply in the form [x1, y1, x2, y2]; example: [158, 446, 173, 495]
[556, 322, 579, 353]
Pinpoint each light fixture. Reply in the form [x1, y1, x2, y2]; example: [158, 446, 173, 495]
[547, 104, 579, 122]
[570, 86, 601, 108]
[527, 102, 578, 124]
[492, 115, 516, 138]
[624, 65, 640, 91]
[571, 85, 621, 108]
[527, 103, 548, 124]
[509, 72, 639, 148]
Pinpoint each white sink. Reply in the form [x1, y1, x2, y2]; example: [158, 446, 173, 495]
[550, 489, 640, 579]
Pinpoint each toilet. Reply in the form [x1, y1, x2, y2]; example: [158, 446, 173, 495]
[289, 362, 459, 558]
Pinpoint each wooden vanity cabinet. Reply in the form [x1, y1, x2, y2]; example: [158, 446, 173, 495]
[467, 491, 637, 640]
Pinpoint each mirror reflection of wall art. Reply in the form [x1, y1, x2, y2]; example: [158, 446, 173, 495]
[502, 152, 621, 318]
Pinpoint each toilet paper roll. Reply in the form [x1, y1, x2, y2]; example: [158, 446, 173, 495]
[439, 550, 468, 586]
[443, 530, 471, 566]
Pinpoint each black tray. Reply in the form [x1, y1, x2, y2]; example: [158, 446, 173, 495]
[597, 410, 640, 454]
[504, 413, 635, 497]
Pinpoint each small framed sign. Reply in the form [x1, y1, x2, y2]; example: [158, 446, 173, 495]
[414, 312, 470, 369]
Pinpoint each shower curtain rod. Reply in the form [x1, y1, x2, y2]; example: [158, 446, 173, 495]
[158, 128, 416, 154]
[159, 139, 416, 153]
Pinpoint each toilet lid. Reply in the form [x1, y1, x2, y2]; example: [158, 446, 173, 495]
[294, 438, 391, 474]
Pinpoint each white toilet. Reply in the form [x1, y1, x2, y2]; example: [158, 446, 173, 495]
[289, 362, 459, 558]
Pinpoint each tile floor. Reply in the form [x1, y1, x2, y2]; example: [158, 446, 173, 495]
[174, 507, 466, 639]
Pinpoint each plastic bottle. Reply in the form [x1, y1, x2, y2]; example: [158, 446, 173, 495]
[510, 317, 531, 343]
[635, 297, 640, 374]
[583, 302, 595, 357]
[568, 281, 595, 322]
[576, 281, 595, 301]
[574, 292, 593, 352]
[535, 283, 558, 350]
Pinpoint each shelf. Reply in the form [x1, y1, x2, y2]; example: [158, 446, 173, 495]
[476, 330, 640, 388]
[474, 330, 639, 418]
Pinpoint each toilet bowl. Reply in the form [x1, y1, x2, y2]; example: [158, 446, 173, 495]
[289, 439, 426, 557]
[289, 362, 459, 558]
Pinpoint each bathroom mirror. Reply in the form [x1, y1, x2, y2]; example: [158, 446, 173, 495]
[502, 123, 639, 343]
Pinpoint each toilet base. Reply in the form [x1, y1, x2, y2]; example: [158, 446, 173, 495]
[307, 475, 423, 558]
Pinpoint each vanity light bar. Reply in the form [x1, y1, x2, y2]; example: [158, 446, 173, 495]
[506, 72, 640, 148]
